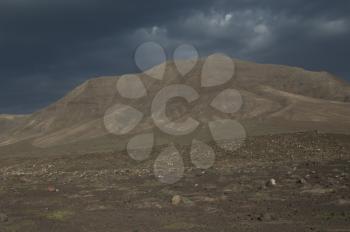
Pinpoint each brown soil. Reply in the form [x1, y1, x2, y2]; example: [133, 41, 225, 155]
[0, 131, 349, 232]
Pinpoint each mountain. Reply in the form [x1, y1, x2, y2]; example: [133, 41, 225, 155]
[1, 54, 350, 155]
[0, 114, 28, 141]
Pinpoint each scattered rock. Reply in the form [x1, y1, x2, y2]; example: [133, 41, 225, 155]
[0, 213, 8, 222]
[257, 213, 274, 221]
[154, 202, 163, 209]
[204, 206, 219, 213]
[302, 186, 334, 195]
[340, 172, 348, 177]
[266, 178, 277, 187]
[296, 178, 307, 185]
[337, 199, 350, 206]
[47, 186, 56, 192]
[172, 195, 182, 206]
[224, 187, 234, 193]
[192, 169, 204, 177]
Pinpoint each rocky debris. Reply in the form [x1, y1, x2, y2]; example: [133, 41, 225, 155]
[223, 187, 234, 194]
[47, 185, 59, 192]
[172, 195, 182, 206]
[0, 132, 348, 231]
[0, 212, 8, 222]
[287, 167, 297, 175]
[296, 178, 307, 185]
[336, 199, 350, 206]
[266, 178, 277, 187]
[257, 213, 275, 222]
[171, 195, 195, 207]
[301, 186, 334, 195]
[190, 169, 207, 177]
[340, 172, 348, 177]
[258, 184, 267, 191]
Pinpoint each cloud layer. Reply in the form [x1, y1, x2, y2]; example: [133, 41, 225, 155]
[0, 0, 349, 113]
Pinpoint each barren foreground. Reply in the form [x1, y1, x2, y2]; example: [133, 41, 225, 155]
[0, 131, 350, 232]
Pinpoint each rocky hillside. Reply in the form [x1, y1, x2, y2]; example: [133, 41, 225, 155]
[1, 54, 350, 150]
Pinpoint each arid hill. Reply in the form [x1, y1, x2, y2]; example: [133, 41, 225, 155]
[1, 54, 350, 154]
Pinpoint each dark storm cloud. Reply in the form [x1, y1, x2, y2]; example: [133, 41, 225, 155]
[0, 0, 349, 113]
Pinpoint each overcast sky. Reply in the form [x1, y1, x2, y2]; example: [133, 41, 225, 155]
[0, 0, 349, 114]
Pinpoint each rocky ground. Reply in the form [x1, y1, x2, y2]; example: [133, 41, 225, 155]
[0, 131, 350, 232]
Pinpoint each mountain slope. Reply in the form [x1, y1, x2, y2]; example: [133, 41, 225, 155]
[1, 54, 350, 150]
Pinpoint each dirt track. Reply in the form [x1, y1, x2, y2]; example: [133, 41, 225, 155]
[0, 131, 350, 231]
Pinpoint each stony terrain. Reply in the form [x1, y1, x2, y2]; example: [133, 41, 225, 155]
[0, 131, 349, 232]
[1, 55, 350, 231]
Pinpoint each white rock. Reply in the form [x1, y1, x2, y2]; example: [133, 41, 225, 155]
[267, 178, 277, 187]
